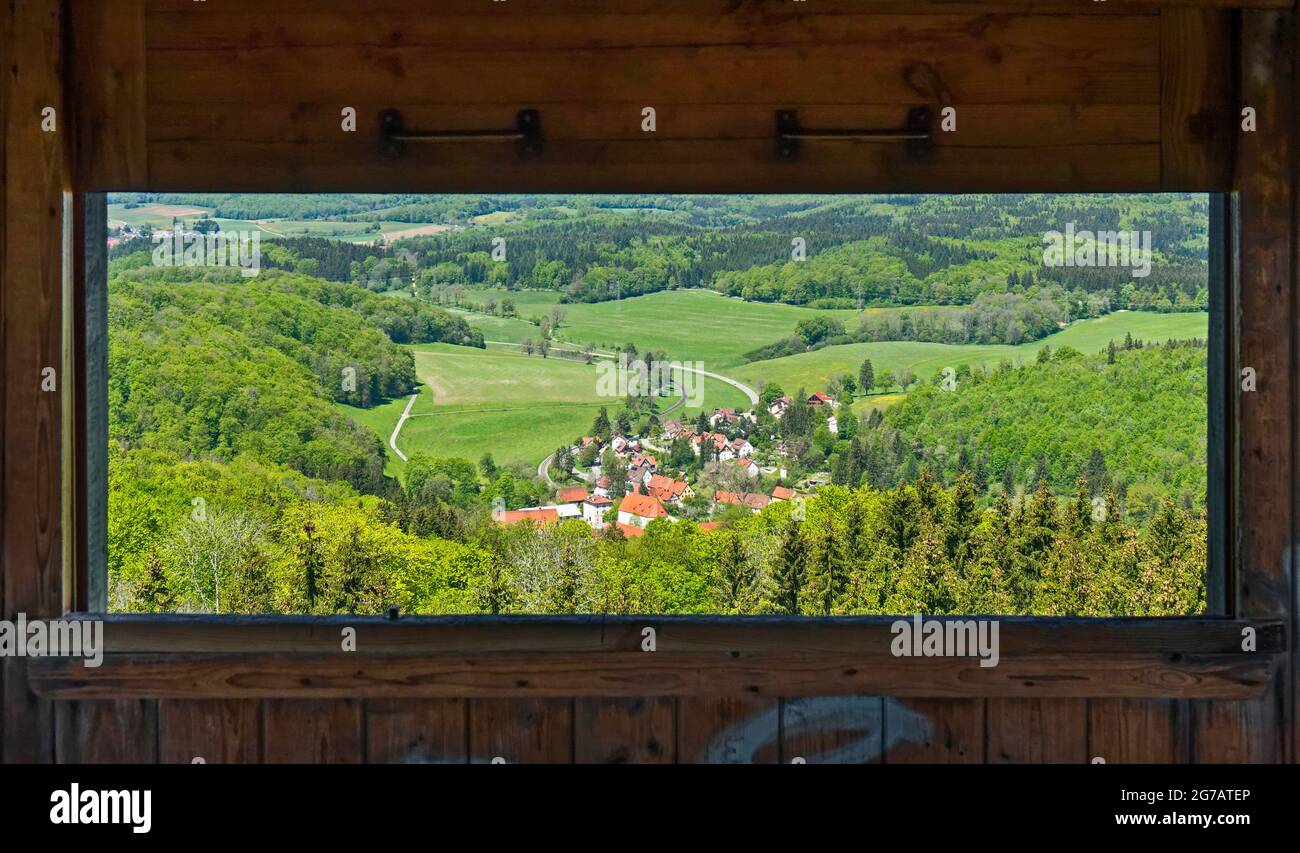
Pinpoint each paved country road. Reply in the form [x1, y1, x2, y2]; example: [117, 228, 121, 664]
[389, 392, 418, 462]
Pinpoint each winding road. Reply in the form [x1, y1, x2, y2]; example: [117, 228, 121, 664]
[388, 393, 418, 463]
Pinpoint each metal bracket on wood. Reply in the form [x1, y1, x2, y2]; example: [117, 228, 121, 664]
[776, 107, 933, 160]
[379, 109, 543, 159]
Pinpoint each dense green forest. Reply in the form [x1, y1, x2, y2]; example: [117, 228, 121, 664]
[109, 454, 1204, 617]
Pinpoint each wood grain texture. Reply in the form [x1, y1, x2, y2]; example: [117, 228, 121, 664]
[468, 699, 573, 763]
[27, 652, 1277, 700]
[158, 699, 260, 763]
[128, 9, 1166, 192]
[55, 699, 157, 763]
[1237, 12, 1293, 621]
[67, 0, 146, 188]
[364, 699, 467, 763]
[574, 698, 674, 763]
[986, 698, 1088, 763]
[1087, 699, 1190, 762]
[883, 698, 985, 763]
[261, 699, 363, 763]
[677, 696, 779, 763]
[1190, 697, 1283, 761]
[3, 0, 67, 765]
[1160, 8, 1235, 189]
[82, 615, 1288, 655]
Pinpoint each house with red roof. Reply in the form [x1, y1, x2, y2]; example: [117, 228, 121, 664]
[807, 391, 836, 407]
[617, 492, 669, 529]
[734, 458, 759, 478]
[771, 486, 795, 501]
[647, 473, 692, 505]
[556, 486, 589, 504]
[495, 508, 560, 527]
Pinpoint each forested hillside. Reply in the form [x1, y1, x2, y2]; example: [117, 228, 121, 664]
[845, 341, 1207, 520]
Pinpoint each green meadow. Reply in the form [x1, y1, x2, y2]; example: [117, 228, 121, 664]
[733, 311, 1209, 396]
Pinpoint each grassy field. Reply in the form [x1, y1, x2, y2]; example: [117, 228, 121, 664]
[109, 203, 213, 229]
[452, 288, 859, 368]
[341, 343, 747, 472]
[733, 311, 1209, 397]
[446, 308, 543, 344]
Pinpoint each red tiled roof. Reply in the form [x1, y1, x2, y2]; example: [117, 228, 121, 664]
[772, 486, 795, 500]
[619, 492, 668, 519]
[497, 508, 560, 526]
[615, 522, 646, 538]
[585, 494, 613, 506]
[714, 490, 742, 505]
[557, 487, 589, 504]
[742, 493, 771, 509]
[647, 473, 689, 500]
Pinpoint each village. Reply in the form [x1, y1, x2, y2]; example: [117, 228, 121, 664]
[494, 390, 844, 537]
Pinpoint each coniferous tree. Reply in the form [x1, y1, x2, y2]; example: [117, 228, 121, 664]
[859, 358, 875, 394]
[771, 519, 807, 615]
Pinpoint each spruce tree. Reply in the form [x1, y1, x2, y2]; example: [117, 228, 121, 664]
[772, 519, 807, 614]
[859, 358, 875, 394]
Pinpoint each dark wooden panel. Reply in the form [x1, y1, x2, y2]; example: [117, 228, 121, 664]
[130, 8, 1166, 192]
[468, 699, 573, 763]
[781, 696, 884, 764]
[140, 0, 1283, 13]
[1236, 8, 1293, 765]
[677, 696, 779, 764]
[261, 699, 363, 763]
[68, 0, 146, 188]
[1237, 13, 1293, 621]
[144, 139, 1161, 194]
[55, 700, 157, 763]
[87, 615, 1287, 656]
[145, 15, 1156, 107]
[986, 699, 1088, 763]
[157, 699, 260, 763]
[28, 652, 1277, 700]
[1160, 8, 1235, 189]
[574, 698, 674, 764]
[364, 699, 467, 764]
[883, 698, 985, 763]
[1087, 699, 1189, 762]
[3, 0, 67, 766]
[1190, 697, 1283, 762]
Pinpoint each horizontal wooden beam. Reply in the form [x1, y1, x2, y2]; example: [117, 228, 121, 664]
[29, 651, 1273, 700]
[69, 614, 1285, 655]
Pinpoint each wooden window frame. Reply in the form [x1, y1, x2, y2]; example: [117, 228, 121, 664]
[12, 2, 1293, 708]
[31, 186, 1281, 703]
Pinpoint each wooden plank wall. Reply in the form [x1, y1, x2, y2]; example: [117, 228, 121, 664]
[37, 695, 1280, 763]
[0, 0, 1290, 763]
[76, 0, 1245, 193]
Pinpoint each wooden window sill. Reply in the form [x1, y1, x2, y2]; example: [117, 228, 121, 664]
[26, 615, 1284, 700]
